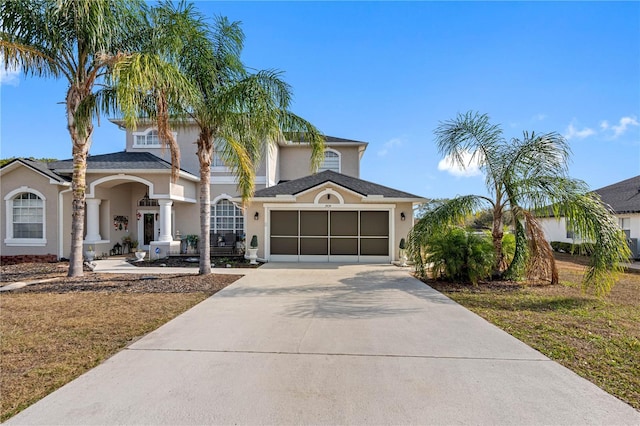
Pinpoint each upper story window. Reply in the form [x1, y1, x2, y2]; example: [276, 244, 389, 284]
[619, 217, 631, 238]
[213, 140, 226, 168]
[133, 129, 160, 147]
[132, 129, 177, 148]
[318, 149, 341, 173]
[4, 189, 47, 246]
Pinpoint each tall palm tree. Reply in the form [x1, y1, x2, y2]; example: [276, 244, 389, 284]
[158, 3, 324, 274]
[408, 111, 630, 295]
[0, 0, 193, 276]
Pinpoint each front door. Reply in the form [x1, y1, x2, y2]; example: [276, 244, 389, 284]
[137, 210, 158, 250]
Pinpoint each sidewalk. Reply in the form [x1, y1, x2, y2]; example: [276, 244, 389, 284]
[92, 257, 254, 275]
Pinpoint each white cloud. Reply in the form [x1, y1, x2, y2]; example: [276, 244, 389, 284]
[377, 137, 403, 157]
[533, 113, 547, 121]
[600, 120, 609, 130]
[611, 116, 639, 138]
[0, 55, 20, 86]
[564, 123, 595, 140]
[437, 150, 483, 177]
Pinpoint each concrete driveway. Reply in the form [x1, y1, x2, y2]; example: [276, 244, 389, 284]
[7, 264, 639, 425]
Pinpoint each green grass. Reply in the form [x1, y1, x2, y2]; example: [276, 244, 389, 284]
[426, 258, 640, 410]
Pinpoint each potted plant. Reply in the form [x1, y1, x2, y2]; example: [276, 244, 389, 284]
[85, 245, 96, 261]
[247, 235, 259, 265]
[185, 234, 199, 253]
[130, 239, 146, 260]
[399, 238, 408, 267]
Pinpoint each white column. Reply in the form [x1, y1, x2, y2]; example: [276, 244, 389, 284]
[85, 198, 102, 242]
[158, 200, 173, 242]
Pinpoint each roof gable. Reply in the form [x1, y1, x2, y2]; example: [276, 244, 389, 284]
[0, 158, 69, 184]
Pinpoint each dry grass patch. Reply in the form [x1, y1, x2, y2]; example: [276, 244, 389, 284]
[425, 255, 640, 410]
[0, 265, 240, 422]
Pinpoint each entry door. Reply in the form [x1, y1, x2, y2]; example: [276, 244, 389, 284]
[137, 210, 158, 249]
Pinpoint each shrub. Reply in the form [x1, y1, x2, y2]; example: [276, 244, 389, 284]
[425, 227, 495, 284]
[550, 241, 594, 256]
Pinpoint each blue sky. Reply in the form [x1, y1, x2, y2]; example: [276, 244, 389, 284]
[1, 1, 639, 200]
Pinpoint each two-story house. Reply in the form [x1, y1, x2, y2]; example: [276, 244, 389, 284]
[1, 122, 425, 264]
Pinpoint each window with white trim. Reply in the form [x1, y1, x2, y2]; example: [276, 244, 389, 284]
[210, 199, 244, 235]
[619, 217, 631, 238]
[318, 149, 340, 173]
[213, 140, 227, 168]
[5, 189, 47, 246]
[132, 129, 177, 148]
[13, 192, 44, 238]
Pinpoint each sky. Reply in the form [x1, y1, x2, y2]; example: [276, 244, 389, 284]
[1, 1, 639, 200]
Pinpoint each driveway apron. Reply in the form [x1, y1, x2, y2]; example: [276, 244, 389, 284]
[7, 264, 639, 425]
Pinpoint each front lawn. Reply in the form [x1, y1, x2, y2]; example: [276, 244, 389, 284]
[426, 255, 640, 410]
[0, 267, 240, 422]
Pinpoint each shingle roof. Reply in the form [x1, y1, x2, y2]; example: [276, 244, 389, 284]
[0, 158, 70, 183]
[595, 175, 640, 213]
[48, 151, 194, 176]
[282, 134, 368, 146]
[254, 170, 424, 199]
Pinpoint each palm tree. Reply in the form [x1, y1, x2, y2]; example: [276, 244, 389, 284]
[0, 0, 193, 276]
[159, 3, 324, 274]
[408, 111, 630, 295]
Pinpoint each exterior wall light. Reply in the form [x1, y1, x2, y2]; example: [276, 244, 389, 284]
[400, 212, 406, 221]
[254, 212, 259, 220]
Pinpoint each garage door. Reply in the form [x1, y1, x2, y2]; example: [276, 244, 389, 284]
[269, 210, 390, 262]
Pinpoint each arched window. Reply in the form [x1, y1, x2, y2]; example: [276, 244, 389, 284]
[318, 149, 341, 173]
[133, 129, 160, 147]
[4, 189, 47, 246]
[210, 198, 244, 235]
[132, 129, 177, 148]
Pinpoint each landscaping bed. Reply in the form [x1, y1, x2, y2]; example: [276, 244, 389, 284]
[423, 255, 640, 410]
[128, 256, 261, 268]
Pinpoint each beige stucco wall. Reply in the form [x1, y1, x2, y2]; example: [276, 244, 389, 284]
[1, 165, 63, 256]
[125, 124, 201, 175]
[278, 145, 361, 181]
[394, 202, 414, 260]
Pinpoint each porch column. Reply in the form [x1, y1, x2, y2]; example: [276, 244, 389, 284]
[85, 198, 102, 242]
[158, 200, 173, 242]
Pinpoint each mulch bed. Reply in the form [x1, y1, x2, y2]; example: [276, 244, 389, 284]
[1, 262, 241, 294]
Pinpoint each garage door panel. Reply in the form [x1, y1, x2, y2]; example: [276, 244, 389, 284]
[330, 238, 358, 255]
[330, 211, 358, 236]
[300, 237, 328, 255]
[300, 211, 328, 236]
[360, 211, 388, 236]
[271, 237, 298, 255]
[271, 211, 298, 236]
[360, 237, 389, 256]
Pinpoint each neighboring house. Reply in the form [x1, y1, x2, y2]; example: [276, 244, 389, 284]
[540, 175, 640, 258]
[1, 122, 425, 263]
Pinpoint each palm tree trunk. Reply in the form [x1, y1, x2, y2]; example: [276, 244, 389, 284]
[197, 132, 213, 274]
[492, 207, 505, 275]
[66, 86, 92, 277]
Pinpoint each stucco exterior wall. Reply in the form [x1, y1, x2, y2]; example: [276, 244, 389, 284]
[125, 124, 201, 175]
[1, 166, 62, 257]
[394, 202, 414, 259]
[278, 145, 361, 181]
